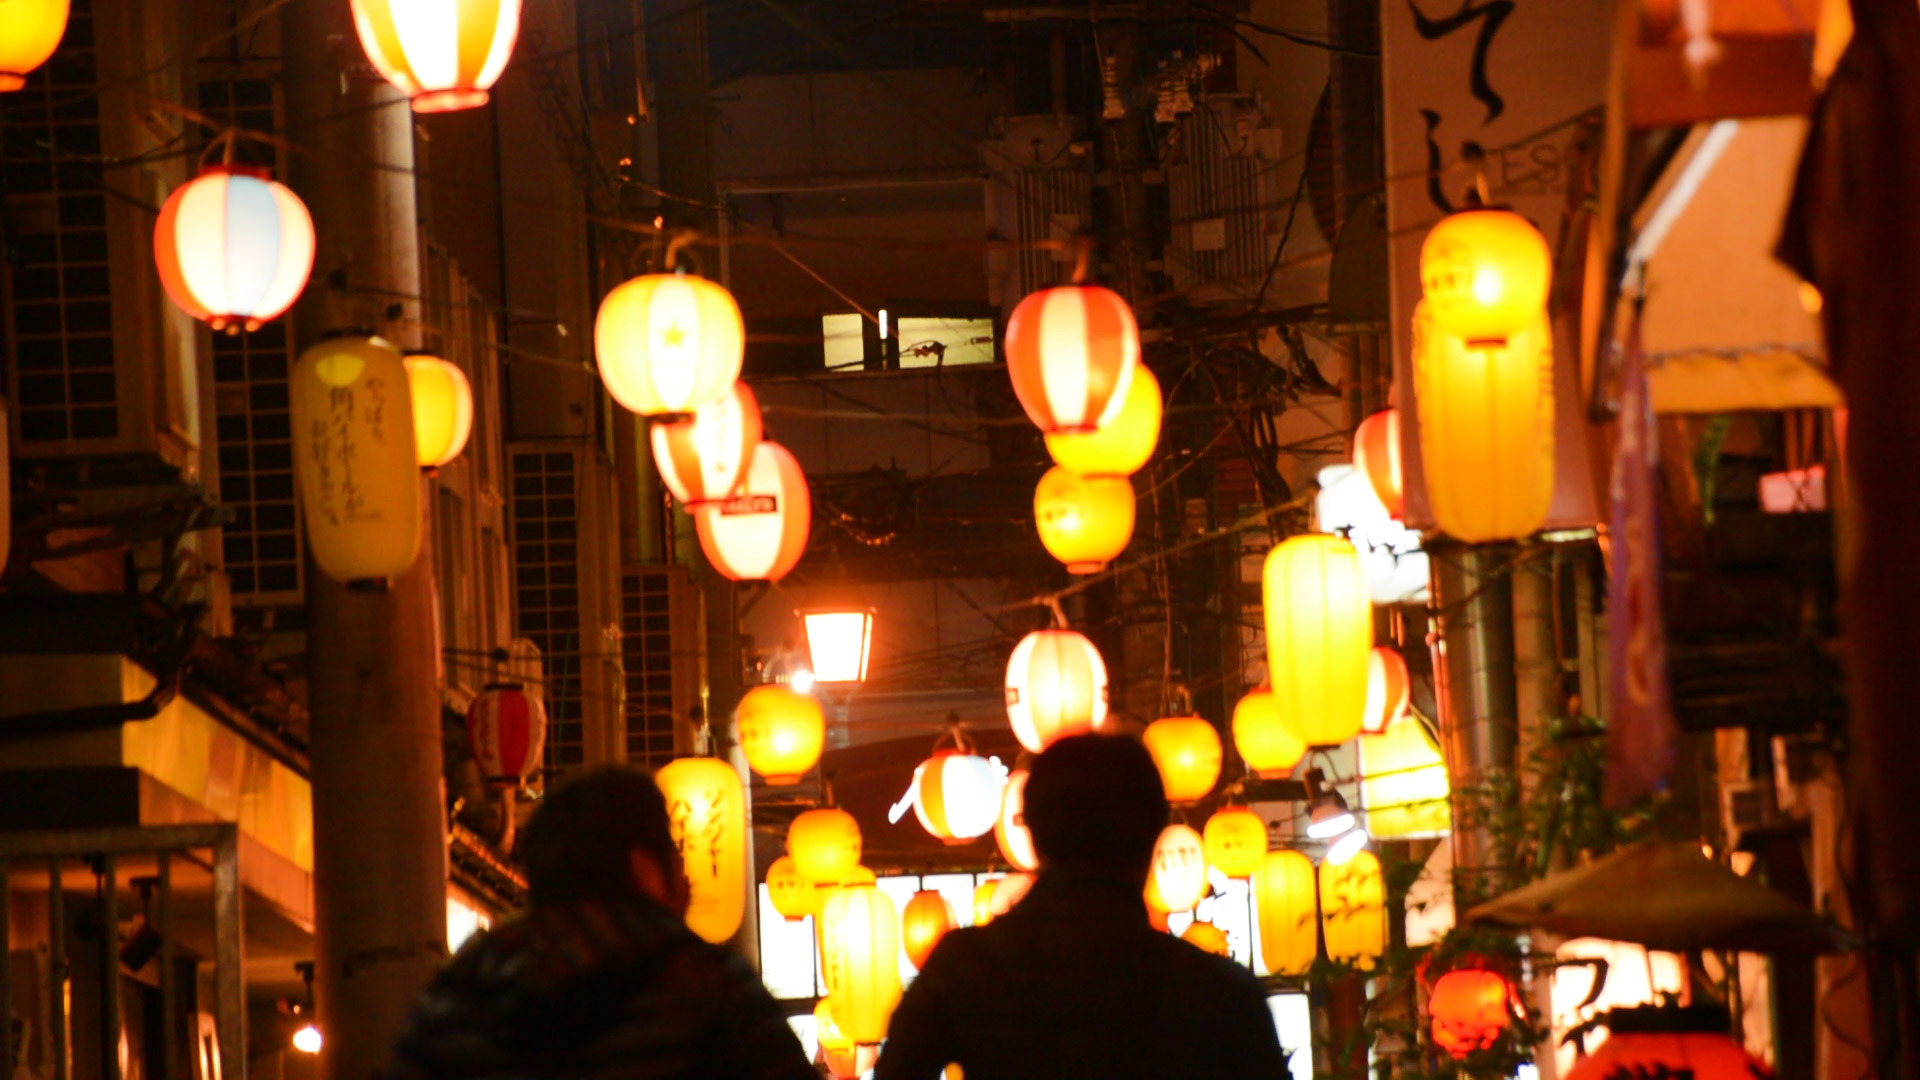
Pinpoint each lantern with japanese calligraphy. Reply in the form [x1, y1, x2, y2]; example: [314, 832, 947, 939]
[1352, 408, 1403, 519]
[766, 856, 814, 922]
[913, 751, 1004, 844]
[1231, 685, 1306, 780]
[651, 380, 761, 506]
[154, 166, 315, 333]
[655, 757, 746, 944]
[819, 883, 902, 1044]
[971, 879, 998, 926]
[786, 807, 862, 884]
[1363, 646, 1411, 736]
[1359, 713, 1452, 840]
[1263, 534, 1372, 747]
[1005, 629, 1109, 752]
[901, 890, 956, 970]
[737, 684, 825, 785]
[349, 0, 521, 112]
[1044, 363, 1162, 477]
[0, 0, 67, 91]
[1563, 1006, 1774, 1080]
[1254, 849, 1317, 976]
[464, 684, 545, 785]
[1418, 208, 1550, 347]
[290, 336, 421, 583]
[1034, 466, 1134, 574]
[810, 867, 876, 948]
[1181, 921, 1231, 957]
[815, 997, 879, 1080]
[1429, 968, 1515, 1058]
[694, 441, 810, 582]
[1148, 825, 1206, 914]
[1319, 849, 1387, 969]
[995, 766, 1038, 871]
[404, 355, 474, 468]
[1202, 806, 1267, 879]
[1141, 716, 1221, 805]
[1005, 284, 1140, 434]
[595, 272, 744, 417]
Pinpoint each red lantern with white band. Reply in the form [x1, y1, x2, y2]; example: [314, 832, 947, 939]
[466, 683, 546, 785]
[695, 441, 810, 581]
[1004, 284, 1140, 434]
[652, 381, 762, 506]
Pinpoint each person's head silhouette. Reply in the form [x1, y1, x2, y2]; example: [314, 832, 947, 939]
[1021, 733, 1169, 881]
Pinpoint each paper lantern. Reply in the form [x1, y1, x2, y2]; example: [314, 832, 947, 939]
[1033, 466, 1134, 574]
[1148, 825, 1207, 914]
[1254, 849, 1317, 976]
[766, 856, 814, 922]
[464, 684, 545, 785]
[154, 166, 315, 333]
[404, 356, 473, 468]
[1005, 284, 1140, 434]
[1363, 647, 1411, 736]
[349, 0, 520, 112]
[987, 871, 1034, 917]
[1359, 714, 1452, 840]
[1181, 922, 1231, 957]
[655, 757, 746, 944]
[694, 441, 810, 582]
[815, 997, 880, 1080]
[0, 0, 67, 91]
[1429, 968, 1514, 1058]
[1044, 363, 1162, 476]
[972, 879, 998, 926]
[913, 751, 1004, 843]
[1231, 685, 1306, 780]
[290, 336, 421, 582]
[1004, 629, 1109, 752]
[651, 380, 761, 506]
[1418, 208, 1550, 347]
[1141, 716, 1222, 804]
[1263, 534, 1372, 747]
[1564, 1007, 1773, 1080]
[1319, 849, 1387, 970]
[995, 768, 1038, 871]
[901, 890, 957, 970]
[595, 272, 744, 417]
[787, 807, 863, 884]
[810, 866, 877, 945]
[1352, 408, 1403, 519]
[737, 684, 825, 785]
[1202, 806, 1267, 879]
[819, 884, 903, 1044]
[1412, 302, 1555, 543]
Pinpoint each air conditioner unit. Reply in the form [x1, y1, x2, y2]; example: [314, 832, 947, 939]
[983, 115, 1092, 312]
[619, 564, 701, 769]
[1166, 95, 1286, 300]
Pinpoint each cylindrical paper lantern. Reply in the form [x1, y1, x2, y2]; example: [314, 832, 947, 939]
[0, 0, 67, 91]
[1263, 534, 1372, 746]
[1141, 715, 1222, 804]
[901, 890, 956, 970]
[814, 997, 877, 1080]
[1254, 849, 1317, 976]
[737, 684, 825, 785]
[349, 0, 521, 112]
[1148, 825, 1206, 913]
[1363, 646, 1411, 736]
[1319, 849, 1387, 969]
[787, 807, 862, 884]
[1005, 284, 1140, 433]
[1034, 465, 1134, 574]
[1044, 363, 1161, 476]
[1231, 685, 1306, 780]
[464, 683, 545, 784]
[404, 355, 474, 468]
[595, 272, 744, 417]
[655, 757, 746, 944]
[1202, 806, 1267, 879]
[290, 336, 421, 582]
[995, 767, 1038, 871]
[1352, 407, 1403, 519]
[154, 166, 315, 333]
[912, 751, 1004, 843]
[1418, 208, 1550, 347]
[694, 441, 810, 581]
[766, 855, 814, 922]
[819, 884, 903, 1044]
[1004, 629, 1108, 752]
[651, 380, 762, 506]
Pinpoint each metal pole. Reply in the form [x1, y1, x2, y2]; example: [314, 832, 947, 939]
[97, 857, 117, 1080]
[48, 859, 66, 1080]
[157, 853, 174, 1080]
[212, 830, 244, 1080]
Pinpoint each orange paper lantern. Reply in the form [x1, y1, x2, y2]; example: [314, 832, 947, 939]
[405, 355, 474, 468]
[786, 808, 862, 884]
[1319, 849, 1387, 970]
[0, 0, 67, 91]
[1254, 849, 1317, 976]
[815, 997, 879, 1080]
[737, 684, 825, 785]
[1004, 629, 1108, 752]
[1263, 534, 1372, 747]
[766, 855, 814, 922]
[655, 757, 746, 944]
[1141, 716, 1222, 804]
[901, 890, 957, 970]
[1005, 284, 1141, 434]
[995, 767, 1038, 871]
[1231, 685, 1306, 780]
[1034, 466, 1135, 574]
[1044, 363, 1162, 477]
[1429, 968, 1514, 1058]
[1352, 408, 1403, 519]
[651, 380, 762, 506]
[694, 441, 810, 582]
[1564, 1007, 1773, 1080]
[1181, 921, 1231, 957]
[595, 272, 744, 417]
[1202, 806, 1267, 879]
[1418, 208, 1550, 347]
[818, 884, 902, 1044]
[350, 0, 522, 112]
[1363, 646, 1411, 736]
[154, 166, 315, 333]
[972, 879, 998, 926]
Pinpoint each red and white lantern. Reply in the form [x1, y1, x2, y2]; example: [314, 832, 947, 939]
[694, 441, 811, 581]
[1005, 285, 1140, 434]
[1363, 646, 1411, 736]
[466, 683, 546, 785]
[652, 381, 762, 506]
[1352, 408, 1403, 519]
[912, 751, 1004, 843]
[1004, 629, 1109, 753]
[154, 166, 314, 333]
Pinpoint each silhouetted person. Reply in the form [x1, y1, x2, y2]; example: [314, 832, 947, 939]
[388, 766, 815, 1080]
[877, 733, 1291, 1080]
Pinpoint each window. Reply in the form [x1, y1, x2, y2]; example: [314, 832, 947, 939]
[819, 312, 997, 372]
[822, 313, 865, 371]
[897, 317, 994, 368]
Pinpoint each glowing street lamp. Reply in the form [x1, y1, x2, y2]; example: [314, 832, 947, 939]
[802, 607, 875, 685]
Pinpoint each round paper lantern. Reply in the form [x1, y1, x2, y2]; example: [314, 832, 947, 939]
[901, 890, 956, 970]
[994, 767, 1038, 871]
[1141, 716, 1222, 804]
[290, 336, 421, 582]
[595, 272, 743, 417]
[1254, 849, 1317, 976]
[349, 0, 521, 113]
[1181, 921, 1231, 957]
[1034, 466, 1134, 574]
[1149, 825, 1207, 914]
[1202, 806, 1267, 879]
[1004, 629, 1109, 752]
[1418, 208, 1550, 347]
[1005, 284, 1140, 434]
[815, 997, 880, 1080]
[655, 757, 746, 944]
[1413, 302, 1555, 543]
[1044, 363, 1162, 477]
[1363, 646, 1411, 736]
[1352, 408, 1403, 519]
[404, 355, 473, 468]
[1231, 685, 1306, 780]
[0, 0, 67, 91]
[987, 871, 1034, 917]
[819, 884, 903, 1044]
[766, 855, 814, 922]
[694, 441, 810, 582]
[1263, 534, 1372, 747]
[154, 166, 315, 333]
[651, 380, 761, 506]
[736, 684, 825, 785]
[1359, 713, 1452, 840]
[972, 879, 998, 926]
[464, 683, 545, 785]
[787, 807, 863, 884]
[1564, 1007, 1774, 1080]
[1429, 968, 1514, 1058]
[1319, 849, 1387, 970]
[913, 751, 1004, 843]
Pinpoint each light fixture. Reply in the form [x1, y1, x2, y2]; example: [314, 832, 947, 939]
[801, 606, 875, 684]
[1325, 826, 1370, 866]
[292, 1026, 323, 1055]
[789, 667, 816, 695]
[1304, 769, 1355, 840]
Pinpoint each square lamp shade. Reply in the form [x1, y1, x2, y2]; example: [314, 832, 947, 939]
[802, 609, 874, 683]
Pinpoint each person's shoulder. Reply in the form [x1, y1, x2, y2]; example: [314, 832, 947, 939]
[1156, 934, 1270, 998]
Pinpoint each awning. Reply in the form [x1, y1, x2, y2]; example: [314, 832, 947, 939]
[1647, 347, 1842, 414]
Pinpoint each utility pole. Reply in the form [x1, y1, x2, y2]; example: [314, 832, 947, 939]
[283, 12, 450, 1080]
[1429, 541, 1521, 907]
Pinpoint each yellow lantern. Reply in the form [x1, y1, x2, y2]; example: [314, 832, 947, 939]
[290, 336, 421, 583]
[154, 166, 316, 333]
[1254, 849, 1318, 976]
[1363, 646, 1411, 736]
[995, 767, 1038, 871]
[1141, 716, 1222, 804]
[816, 997, 880, 1079]
[655, 757, 746, 944]
[901, 890, 956, 970]
[694, 441, 811, 582]
[819, 883, 903, 1044]
[913, 751, 1004, 843]
[1149, 825, 1207, 913]
[1034, 466, 1134, 574]
[1231, 685, 1306, 780]
[0, 0, 67, 91]
[1181, 921, 1231, 957]
[1202, 806, 1267, 879]
[1359, 713, 1452, 840]
[1262, 534, 1372, 747]
[987, 871, 1034, 917]
[1412, 302, 1555, 543]
[1352, 407, 1403, 519]
[1044, 363, 1162, 477]
[651, 380, 761, 506]
[786, 807, 863, 884]
[1004, 629, 1109, 752]
[349, 0, 521, 113]
[736, 684, 825, 785]
[1320, 849, 1387, 969]
[1005, 284, 1141, 433]
[595, 272, 744, 417]
[972, 879, 998, 926]
[1418, 208, 1551, 347]
[403, 355, 474, 468]
[765, 855, 814, 922]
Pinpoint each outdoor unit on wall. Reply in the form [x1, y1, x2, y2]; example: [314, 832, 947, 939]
[1166, 95, 1286, 299]
[508, 444, 596, 774]
[983, 115, 1093, 312]
[620, 564, 701, 769]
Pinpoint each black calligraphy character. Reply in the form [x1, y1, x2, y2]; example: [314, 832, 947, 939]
[1421, 109, 1455, 215]
[1409, 0, 1516, 125]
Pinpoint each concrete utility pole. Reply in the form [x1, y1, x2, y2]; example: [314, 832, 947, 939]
[1429, 541, 1521, 907]
[283, 12, 451, 1080]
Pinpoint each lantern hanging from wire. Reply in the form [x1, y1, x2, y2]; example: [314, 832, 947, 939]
[1263, 534, 1372, 747]
[1141, 714, 1221, 805]
[1562, 1006, 1774, 1080]
[1202, 805, 1267, 879]
[290, 336, 421, 583]
[1319, 849, 1387, 970]
[736, 684, 825, 785]
[787, 807, 863, 885]
[995, 766, 1038, 871]
[819, 883, 903, 1044]
[1231, 685, 1306, 780]
[1181, 921, 1231, 957]
[1428, 967, 1515, 1058]
[901, 890, 957, 970]
[971, 879, 998, 926]
[464, 683, 545, 785]
[766, 856, 815, 923]
[1359, 713, 1452, 840]
[1254, 849, 1317, 977]
[651, 380, 761, 506]
[349, 0, 522, 113]
[694, 441, 810, 582]
[0, 0, 68, 92]
[1033, 466, 1134, 574]
[1044, 362, 1162, 477]
[913, 748, 1004, 844]
[1005, 284, 1141, 434]
[1005, 629, 1109, 752]
[1418, 208, 1551, 347]
[1352, 408, 1403, 519]
[404, 355, 474, 468]
[1148, 824, 1207, 914]
[655, 757, 746, 944]
[154, 164, 315, 334]
[1363, 646, 1411, 736]
[595, 272, 744, 417]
